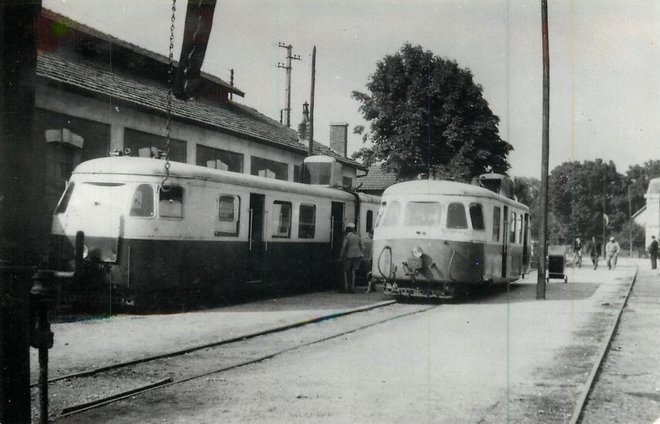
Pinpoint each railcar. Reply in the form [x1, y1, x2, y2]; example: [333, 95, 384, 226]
[48, 156, 380, 310]
[371, 175, 531, 300]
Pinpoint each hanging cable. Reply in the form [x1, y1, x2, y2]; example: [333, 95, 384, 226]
[162, 0, 177, 191]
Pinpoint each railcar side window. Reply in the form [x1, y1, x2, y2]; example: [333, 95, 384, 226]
[510, 212, 517, 243]
[492, 207, 501, 241]
[469, 203, 485, 230]
[447, 203, 468, 229]
[215, 195, 240, 236]
[517, 213, 523, 243]
[366, 210, 374, 234]
[159, 186, 183, 218]
[298, 204, 316, 239]
[130, 184, 154, 217]
[404, 202, 442, 226]
[376, 201, 400, 227]
[55, 182, 75, 214]
[272, 201, 292, 238]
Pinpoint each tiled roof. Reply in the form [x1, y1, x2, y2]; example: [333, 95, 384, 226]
[36, 53, 363, 169]
[356, 164, 398, 191]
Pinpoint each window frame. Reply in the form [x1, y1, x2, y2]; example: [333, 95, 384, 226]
[469, 202, 485, 230]
[215, 194, 241, 237]
[298, 203, 316, 239]
[158, 185, 184, 219]
[446, 202, 468, 229]
[271, 200, 292, 238]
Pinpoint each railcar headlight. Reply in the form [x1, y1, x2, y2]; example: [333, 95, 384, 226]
[412, 246, 423, 258]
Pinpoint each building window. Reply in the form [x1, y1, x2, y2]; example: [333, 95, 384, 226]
[272, 201, 292, 238]
[196, 145, 244, 173]
[159, 186, 184, 218]
[130, 184, 155, 217]
[342, 176, 353, 189]
[492, 207, 501, 241]
[124, 128, 186, 162]
[298, 204, 316, 239]
[447, 203, 468, 229]
[294, 165, 302, 183]
[251, 156, 288, 181]
[215, 194, 240, 236]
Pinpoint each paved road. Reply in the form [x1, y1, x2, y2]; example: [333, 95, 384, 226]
[580, 260, 660, 424]
[53, 262, 636, 424]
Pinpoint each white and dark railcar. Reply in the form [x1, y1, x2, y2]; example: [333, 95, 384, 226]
[371, 175, 531, 299]
[49, 156, 380, 310]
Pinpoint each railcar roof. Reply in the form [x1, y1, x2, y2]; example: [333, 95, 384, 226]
[73, 157, 380, 202]
[383, 179, 527, 208]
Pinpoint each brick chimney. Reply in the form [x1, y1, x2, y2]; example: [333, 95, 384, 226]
[329, 122, 348, 157]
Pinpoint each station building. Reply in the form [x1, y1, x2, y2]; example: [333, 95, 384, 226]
[35, 9, 365, 216]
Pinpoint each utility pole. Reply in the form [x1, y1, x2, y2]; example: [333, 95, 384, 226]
[537, 0, 550, 300]
[628, 184, 633, 256]
[277, 42, 300, 127]
[308, 46, 316, 157]
[0, 1, 44, 423]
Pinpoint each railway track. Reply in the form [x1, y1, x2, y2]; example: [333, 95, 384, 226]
[34, 301, 436, 422]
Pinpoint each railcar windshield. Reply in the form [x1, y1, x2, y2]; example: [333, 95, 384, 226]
[404, 201, 443, 226]
[66, 182, 129, 213]
[375, 200, 400, 227]
[446, 202, 468, 229]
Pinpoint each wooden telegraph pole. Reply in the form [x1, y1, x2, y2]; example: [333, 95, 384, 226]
[0, 1, 44, 423]
[537, 0, 550, 299]
[308, 46, 316, 157]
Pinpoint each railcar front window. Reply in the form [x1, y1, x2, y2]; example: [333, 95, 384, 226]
[376, 201, 400, 227]
[469, 203, 485, 230]
[130, 184, 154, 217]
[55, 182, 75, 214]
[159, 186, 184, 218]
[404, 202, 442, 226]
[68, 182, 127, 213]
[447, 202, 468, 229]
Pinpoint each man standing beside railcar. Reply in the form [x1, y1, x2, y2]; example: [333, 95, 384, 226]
[648, 235, 659, 270]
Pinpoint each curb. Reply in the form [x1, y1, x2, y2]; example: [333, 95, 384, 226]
[41, 299, 397, 385]
[567, 265, 639, 424]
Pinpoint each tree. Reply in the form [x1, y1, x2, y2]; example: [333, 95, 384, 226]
[624, 160, 660, 214]
[513, 176, 541, 240]
[351, 43, 512, 182]
[548, 160, 625, 244]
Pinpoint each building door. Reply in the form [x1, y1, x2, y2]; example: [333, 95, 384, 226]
[247, 193, 265, 282]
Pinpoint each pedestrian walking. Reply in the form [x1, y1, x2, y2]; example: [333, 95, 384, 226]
[648, 235, 659, 270]
[587, 236, 601, 270]
[572, 237, 583, 268]
[605, 237, 620, 270]
[339, 223, 365, 293]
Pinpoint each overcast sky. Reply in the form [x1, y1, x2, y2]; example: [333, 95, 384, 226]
[43, 0, 660, 178]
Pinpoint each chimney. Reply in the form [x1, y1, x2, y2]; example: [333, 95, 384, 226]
[329, 122, 348, 157]
[297, 102, 310, 142]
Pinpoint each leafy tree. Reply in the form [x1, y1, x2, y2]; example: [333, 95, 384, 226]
[351, 43, 512, 182]
[624, 160, 660, 214]
[513, 176, 541, 240]
[548, 160, 625, 244]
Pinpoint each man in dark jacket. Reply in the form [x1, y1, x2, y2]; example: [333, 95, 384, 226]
[587, 236, 602, 270]
[649, 235, 659, 270]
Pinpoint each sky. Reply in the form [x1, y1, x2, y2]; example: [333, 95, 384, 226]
[42, 0, 660, 178]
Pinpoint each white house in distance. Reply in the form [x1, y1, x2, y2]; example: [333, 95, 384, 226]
[644, 177, 660, 248]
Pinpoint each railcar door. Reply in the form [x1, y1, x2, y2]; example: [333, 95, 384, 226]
[330, 202, 345, 259]
[247, 193, 265, 282]
[501, 205, 509, 278]
[522, 213, 530, 269]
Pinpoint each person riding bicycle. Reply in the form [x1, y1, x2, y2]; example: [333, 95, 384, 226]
[572, 237, 583, 268]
